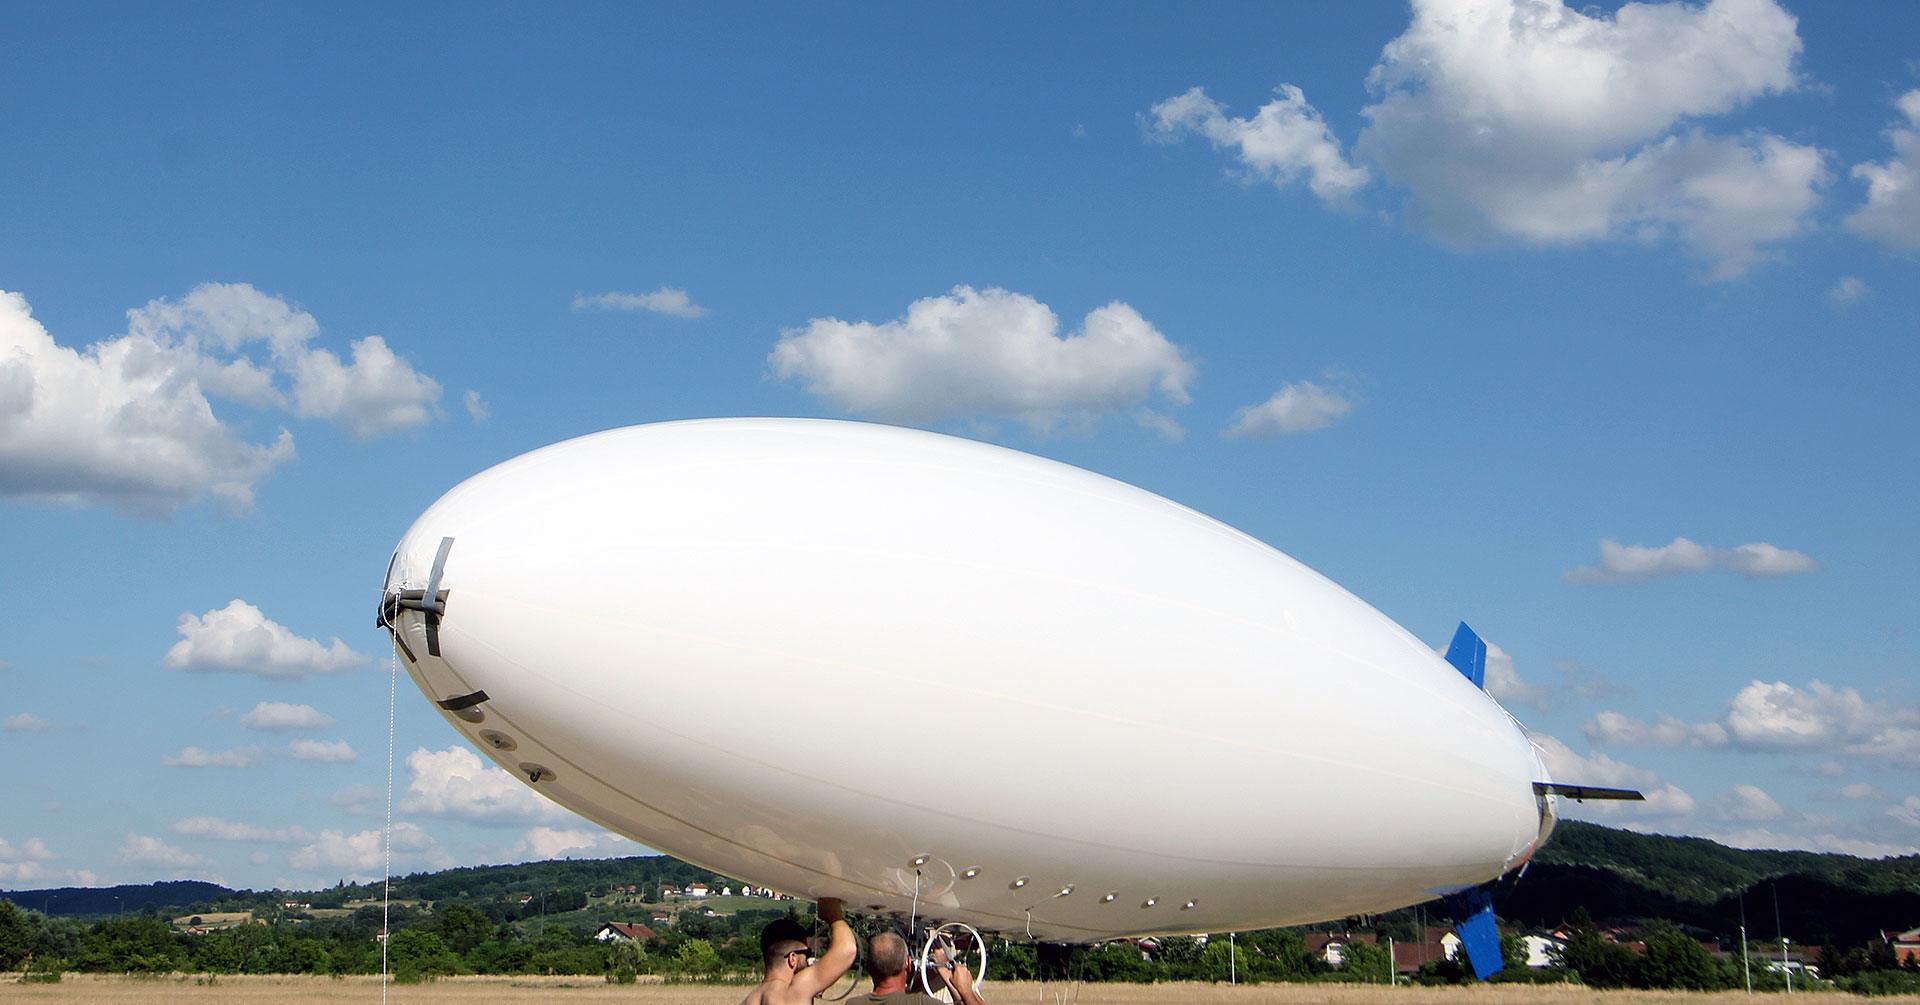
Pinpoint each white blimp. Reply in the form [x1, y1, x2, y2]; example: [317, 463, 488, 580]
[378, 418, 1631, 972]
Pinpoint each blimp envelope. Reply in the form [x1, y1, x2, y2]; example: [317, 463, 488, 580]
[380, 417, 1553, 942]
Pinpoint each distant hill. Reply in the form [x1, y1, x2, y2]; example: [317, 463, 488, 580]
[0, 880, 229, 917]
[8, 822, 1919, 949]
[1495, 821, 1920, 948]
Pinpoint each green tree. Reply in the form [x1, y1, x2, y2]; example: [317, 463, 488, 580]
[1082, 941, 1155, 982]
[77, 915, 181, 973]
[0, 899, 36, 970]
[673, 937, 721, 977]
[1634, 920, 1728, 990]
[387, 928, 462, 979]
[1338, 938, 1393, 983]
[1552, 908, 1637, 988]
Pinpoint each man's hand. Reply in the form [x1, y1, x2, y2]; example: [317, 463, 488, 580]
[817, 897, 844, 923]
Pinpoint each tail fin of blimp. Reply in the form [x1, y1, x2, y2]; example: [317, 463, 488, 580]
[1443, 886, 1504, 980]
[1443, 622, 1488, 689]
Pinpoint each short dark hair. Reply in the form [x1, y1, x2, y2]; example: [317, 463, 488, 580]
[760, 917, 809, 953]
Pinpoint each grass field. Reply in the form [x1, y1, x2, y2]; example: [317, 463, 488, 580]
[5, 974, 1919, 1003]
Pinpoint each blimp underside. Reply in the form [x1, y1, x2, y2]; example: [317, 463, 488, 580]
[381, 418, 1548, 943]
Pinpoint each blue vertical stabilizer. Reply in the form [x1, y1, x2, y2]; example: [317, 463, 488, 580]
[1444, 886, 1504, 979]
[1444, 621, 1487, 690]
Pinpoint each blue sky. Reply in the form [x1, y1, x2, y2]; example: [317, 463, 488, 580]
[3, 0, 1917, 892]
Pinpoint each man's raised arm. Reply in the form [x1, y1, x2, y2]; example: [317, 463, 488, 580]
[792, 897, 856, 998]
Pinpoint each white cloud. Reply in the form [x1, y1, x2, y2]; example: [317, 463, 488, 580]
[288, 821, 450, 876]
[1711, 783, 1785, 822]
[171, 816, 312, 844]
[1565, 536, 1817, 584]
[1146, 85, 1369, 201]
[289, 738, 357, 763]
[399, 745, 576, 825]
[1352, 0, 1822, 278]
[239, 701, 337, 731]
[0, 837, 89, 887]
[573, 287, 710, 319]
[1588, 680, 1920, 766]
[0, 283, 445, 515]
[282, 334, 441, 440]
[1825, 276, 1869, 308]
[464, 389, 490, 423]
[515, 826, 647, 860]
[1584, 709, 1728, 748]
[1845, 90, 1920, 250]
[165, 599, 368, 679]
[0, 288, 296, 515]
[2, 712, 57, 731]
[1223, 380, 1354, 438]
[1892, 797, 1920, 830]
[164, 745, 265, 768]
[769, 286, 1195, 435]
[126, 283, 440, 441]
[114, 832, 213, 869]
[0, 836, 57, 863]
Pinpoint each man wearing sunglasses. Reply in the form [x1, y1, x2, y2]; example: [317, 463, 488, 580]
[743, 897, 855, 1005]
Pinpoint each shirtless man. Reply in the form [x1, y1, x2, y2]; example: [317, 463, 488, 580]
[853, 929, 986, 1005]
[740, 897, 856, 1005]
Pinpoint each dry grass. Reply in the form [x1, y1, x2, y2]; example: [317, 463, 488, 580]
[4, 974, 1919, 1004]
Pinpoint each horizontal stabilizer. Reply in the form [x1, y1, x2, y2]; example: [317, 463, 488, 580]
[1533, 782, 1645, 802]
[1443, 886, 1503, 980]
[1443, 622, 1487, 689]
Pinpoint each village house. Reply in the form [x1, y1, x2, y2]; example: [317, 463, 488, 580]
[1885, 927, 1920, 964]
[594, 922, 659, 943]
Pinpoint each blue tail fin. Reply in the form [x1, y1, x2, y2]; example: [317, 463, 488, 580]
[1443, 886, 1504, 979]
[1444, 622, 1487, 690]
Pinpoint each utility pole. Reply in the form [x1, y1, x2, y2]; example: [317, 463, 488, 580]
[1229, 932, 1236, 985]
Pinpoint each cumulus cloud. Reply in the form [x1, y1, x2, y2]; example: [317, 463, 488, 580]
[399, 745, 576, 825]
[573, 287, 710, 319]
[464, 389, 490, 424]
[115, 832, 213, 870]
[289, 821, 449, 876]
[289, 738, 357, 763]
[1585, 710, 1728, 748]
[0, 284, 442, 515]
[1587, 679, 1920, 766]
[0, 289, 295, 515]
[1892, 796, 1920, 830]
[1146, 85, 1369, 201]
[239, 701, 337, 731]
[2, 712, 57, 731]
[1355, 0, 1822, 278]
[0, 836, 57, 864]
[769, 286, 1195, 436]
[1845, 90, 1920, 250]
[164, 745, 265, 768]
[0, 836, 78, 886]
[1565, 537, 1817, 584]
[165, 599, 368, 679]
[171, 817, 313, 844]
[515, 826, 648, 860]
[1223, 380, 1355, 438]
